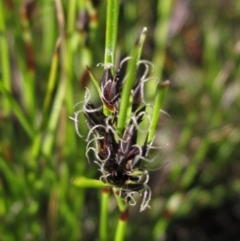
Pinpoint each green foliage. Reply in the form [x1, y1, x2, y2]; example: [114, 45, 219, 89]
[1, 0, 240, 241]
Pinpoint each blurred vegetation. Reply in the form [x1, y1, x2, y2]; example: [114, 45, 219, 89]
[1, 0, 240, 240]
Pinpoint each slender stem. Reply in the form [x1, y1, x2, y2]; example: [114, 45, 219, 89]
[104, 0, 119, 66]
[31, 39, 60, 160]
[20, 2, 36, 118]
[67, 0, 77, 35]
[147, 80, 170, 144]
[72, 177, 111, 188]
[42, 0, 66, 157]
[149, 0, 173, 98]
[99, 0, 120, 238]
[117, 27, 147, 134]
[100, 189, 110, 241]
[112, 189, 128, 241]
[114, 209, 128, 241]
[42, 0, 56, 59]
[169, 111, 197, 182]
[102, 0, 120, 115]
[113, 188, 128, 212]
[180, 111, 222, 188]
[0, 0, 11, 114]
[0, 82, 34, 138]
[43, 39, 61, 113]
[87, 66, 102, 97]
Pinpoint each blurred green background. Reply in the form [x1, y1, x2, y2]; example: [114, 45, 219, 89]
[1, 0, 240, 240]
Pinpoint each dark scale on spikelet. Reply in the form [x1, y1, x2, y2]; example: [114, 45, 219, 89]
[100, 67, 123, 112]
[83, 62, 153, 212]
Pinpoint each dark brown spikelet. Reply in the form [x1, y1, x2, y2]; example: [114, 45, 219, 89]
[101, 67, 123, 111]
[80, 62, 153, 211]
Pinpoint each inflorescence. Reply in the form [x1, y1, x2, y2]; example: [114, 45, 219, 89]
[72, 59, 158, 212]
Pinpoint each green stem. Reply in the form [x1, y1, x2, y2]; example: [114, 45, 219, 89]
[42, 0, 56, 59]
[180, 110, 223, 189]
[149, 0, 173, 97]
[102, 0, 120, 115]
[31, 39, 60, 159]
[100, 189, 110, 241]
[117, 27, 147, 134]
[113, 188, 128, 212]
[98, 1, 120, 239]
[43, 39, 61, 113]
[99, 1, 120, 238]
[169, 111, 197, 182]
[104, 0, 119, 66]
[114, 209, 128, 241]
[67, 0, 77, 35]
[147, 80, 170, 143]
[20, 3, 36, 119]
[72, 177, 111, 188]
[42, 0, 66, 158]
[0, 82, 34, 138]
[0, 0, 11, 114]
[112, 189, 128, 241]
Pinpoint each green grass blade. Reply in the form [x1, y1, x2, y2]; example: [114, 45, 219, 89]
[72, 177, 111, 188]
[43, 39, 61, 113]
[150, 0, 173, 97]
[147, 80, 170, 143]
[114, 211, 128, 241]
[67, 0, 77, 35]
[0, 82, 34, 138]
[100, 189, 110, 241]
[20, 4, 36, 118]
[0, 0, 11, 113]
[117, 27, 147, 134]
[104, 0, 119, 66]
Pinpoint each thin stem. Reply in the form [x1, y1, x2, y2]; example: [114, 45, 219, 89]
[20, 2, 36, 119]
[99, 0, 120, 238]
[117, 27, 147, 134]
[42, 0, 56, 59]
[72, 177, 111, 188]
[43, 39, 61, 113]
[180, 111, 222, 188]
[100, 189, 110, 241]
[102, 0, 120, 115]
[0, 82, 34, 138]
[149, 0, 173, 97]
[67, 0, 77, 35]
[169, 111, 197, 182]
[42, 0, 66, 157]
[0, 0, 11, 114]
[31, 39, 60, 160]
[114, 209, 128, 241]
[113, 188, 128, 212]
[147, 80, 170, 144]
[104, 0, 119, 66]
[87, 66, 102, 98]
[112, 189, 128, 241]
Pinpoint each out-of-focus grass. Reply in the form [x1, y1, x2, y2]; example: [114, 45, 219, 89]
[0, 0, 240, 241]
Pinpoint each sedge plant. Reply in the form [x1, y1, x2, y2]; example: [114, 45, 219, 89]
[71, 1, 169, 241]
